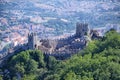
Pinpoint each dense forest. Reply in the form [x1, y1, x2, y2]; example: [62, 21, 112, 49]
[0, 29, 120, 80]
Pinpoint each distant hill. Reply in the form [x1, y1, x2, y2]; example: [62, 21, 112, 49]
[0, 0, 120, 35]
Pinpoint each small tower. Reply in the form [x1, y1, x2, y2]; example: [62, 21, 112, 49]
[28, 32, 38, 50]
[76, 23, 90, 37]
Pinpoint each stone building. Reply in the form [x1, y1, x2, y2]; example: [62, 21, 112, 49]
[28, 32, 38, 50]
[76, 23, 90, 37]
[28, 23, 91, 55]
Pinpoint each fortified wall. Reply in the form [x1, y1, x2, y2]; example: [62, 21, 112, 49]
[27, 23, 91, 55]
[0, 23, 104, 63]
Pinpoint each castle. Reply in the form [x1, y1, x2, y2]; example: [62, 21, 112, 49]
[0, 23, 113, 64]
[27, 23, 91, 56]
[0, 23, 101, 63]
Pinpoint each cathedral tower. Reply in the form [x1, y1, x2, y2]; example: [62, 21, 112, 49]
[28, 32, 38, 50]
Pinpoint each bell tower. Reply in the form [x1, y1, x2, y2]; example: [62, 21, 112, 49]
[28, 32, 38, 50]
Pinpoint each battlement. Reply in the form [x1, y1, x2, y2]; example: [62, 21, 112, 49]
[28, 32, 37, 37]
[76, 23, 90, 37]
[28, 32, 38, 50]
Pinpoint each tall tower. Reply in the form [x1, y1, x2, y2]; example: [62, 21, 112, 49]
[28, 32, 38, 50]
[76, 23, 90, 37]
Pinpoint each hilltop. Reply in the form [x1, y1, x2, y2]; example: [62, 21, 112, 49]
[0, 28, 120, 80]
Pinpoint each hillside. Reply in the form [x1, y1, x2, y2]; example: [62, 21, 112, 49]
[0, 29, 120, 80]
[0, 0, 120, 35]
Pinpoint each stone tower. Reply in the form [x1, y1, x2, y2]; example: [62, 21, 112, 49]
[28, 32, 38, 50]
[76, 23, 90, 37]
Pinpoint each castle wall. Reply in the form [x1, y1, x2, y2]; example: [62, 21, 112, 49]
[27, 23, 91, 55]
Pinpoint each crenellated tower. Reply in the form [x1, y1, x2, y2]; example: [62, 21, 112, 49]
[28, 32, 38, 50]
[76, 23, 90, 37]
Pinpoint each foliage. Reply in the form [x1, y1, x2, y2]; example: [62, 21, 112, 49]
[0, 75, 3, 80]
[2, 50, 45, 80]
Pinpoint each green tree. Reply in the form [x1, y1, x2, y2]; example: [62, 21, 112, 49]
[26, 59, 38, 74]
[14, 63, 25, 76]
[0, 75, 3, 80]
[29, 50, 45, 68]
[64, 71, 77, 80]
